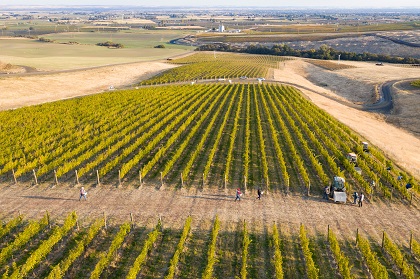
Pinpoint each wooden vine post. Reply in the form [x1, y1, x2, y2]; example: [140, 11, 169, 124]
[75, 170, 80, 185]
[381, 231, 385, 248]
[327, 224, 330, 239]
[307, 180, 311, 196]
[356, 228, 359, 245]
[12, 169, 17, 184]
[103, 212, 107, 231]
[118, 170, 122, 187]
[130, 213, 134, 228]
[139, 170, 142, 187]
[202, 173, 205, 188]
[33, 169, 38, 185]
[159, 214, 163, 232]
[244, 176, 247, 193]
[96, 170, 100, 187]
[54, 170, 58, 186]
[46, 210, 51, 228]
[181, 173, 184, 188]
[286, 177, 290, 195]
[409, 231, 413, 253]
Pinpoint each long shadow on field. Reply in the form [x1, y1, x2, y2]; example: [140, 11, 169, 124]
[203, 193, 233, 198]
[185, 194, 233, 201]
[21, 195, 75, 201]
[300, 194, 358, 207]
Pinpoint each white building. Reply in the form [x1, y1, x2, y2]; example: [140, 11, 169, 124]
[218, 23, 225, 32]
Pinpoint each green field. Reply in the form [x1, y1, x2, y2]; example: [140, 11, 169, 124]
[0, 30, 194, 70]
[41, 30, 192, 49]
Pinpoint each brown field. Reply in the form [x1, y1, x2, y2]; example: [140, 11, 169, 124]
[0, 54, 419, 240]
[0, 61, 176, 110]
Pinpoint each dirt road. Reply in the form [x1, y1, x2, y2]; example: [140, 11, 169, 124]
[0, 184, 418, 243]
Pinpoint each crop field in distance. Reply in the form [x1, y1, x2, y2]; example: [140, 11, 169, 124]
[0, 30, 194, 70]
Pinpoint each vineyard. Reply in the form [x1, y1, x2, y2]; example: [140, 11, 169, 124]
[141, 52, 289, 85]
[0, 81, 418, 200]
[0, 213, 419, 278]
[1, 48, 420, 278]
[305, 59, 357, 71]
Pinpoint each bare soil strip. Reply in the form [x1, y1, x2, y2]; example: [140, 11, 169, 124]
[0, 61, 175, 111]
[0, 184, 418, 241]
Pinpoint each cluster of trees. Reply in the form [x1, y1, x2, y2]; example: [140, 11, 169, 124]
[38, 37, 54, 43]
[197, 43, 420, 64]
[96, 41, 124, 48]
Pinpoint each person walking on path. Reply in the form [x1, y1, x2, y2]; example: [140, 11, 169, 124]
[323, 186, 330, 200]
[235, 188, 242, 201]
[358, 192, 364, 207]
[257, 188, 262, 200]
[352, 192, 359, 205]
[79, 187, 87, 201]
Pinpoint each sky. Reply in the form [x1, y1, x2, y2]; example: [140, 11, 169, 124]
[1, 0, 419, 8]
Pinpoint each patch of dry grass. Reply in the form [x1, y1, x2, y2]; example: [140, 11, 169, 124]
[0, 61, 25, 74]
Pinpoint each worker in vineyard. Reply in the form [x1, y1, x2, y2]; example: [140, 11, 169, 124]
[352, 192, 359, 205]
[358, 192, 364, 207]
[235, 188, 242, 201]
[323, 185, 330, 200]
[79, 187, 87, 201]
[256, 187, 262, 200]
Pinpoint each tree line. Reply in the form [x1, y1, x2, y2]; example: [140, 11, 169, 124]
[197, 43, 420, 64]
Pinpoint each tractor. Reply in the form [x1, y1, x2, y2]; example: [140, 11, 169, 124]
[346, 152, 357, 164]
[362, 142, 369, 152]
[330, 176, 347, 203]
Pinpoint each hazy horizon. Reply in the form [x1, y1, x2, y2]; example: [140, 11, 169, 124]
[1, 0, 419, 9]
